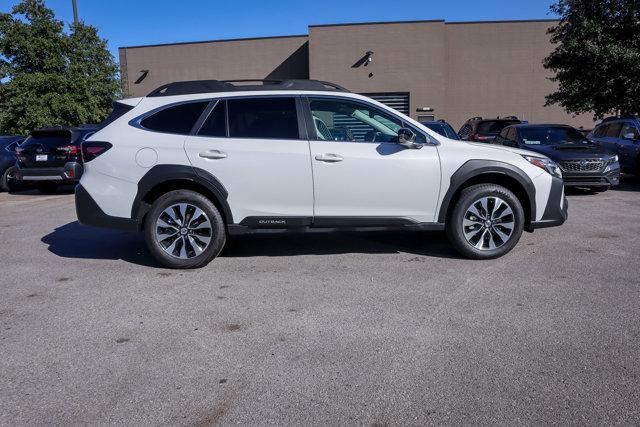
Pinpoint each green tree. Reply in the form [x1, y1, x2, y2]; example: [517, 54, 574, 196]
[0, 0, 119, 135]
[544, 0, 640, 119]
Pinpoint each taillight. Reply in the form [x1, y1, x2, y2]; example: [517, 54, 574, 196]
[473, 134, 491, 141]
[60, 145, 79, 155]
[81, 141, 112, 162]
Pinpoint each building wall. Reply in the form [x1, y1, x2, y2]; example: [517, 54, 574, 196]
[118, 20, 595, 129]
[309, 21, 447, 124]
[119, 35, 309, 97]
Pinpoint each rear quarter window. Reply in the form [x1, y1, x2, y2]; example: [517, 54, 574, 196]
[140, 101, 209, 135]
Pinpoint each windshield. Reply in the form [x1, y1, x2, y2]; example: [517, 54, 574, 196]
[520, 127, 589, 146]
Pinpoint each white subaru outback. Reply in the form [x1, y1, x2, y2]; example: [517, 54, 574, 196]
[76, 79, 567, 268]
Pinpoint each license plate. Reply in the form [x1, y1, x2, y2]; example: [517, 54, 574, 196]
[36, 154, 47, 161]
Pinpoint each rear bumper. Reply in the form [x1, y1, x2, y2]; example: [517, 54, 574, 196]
[75, 184, 139, 231]
[15, 161, 83, 182]
[529, 176, 568, 230]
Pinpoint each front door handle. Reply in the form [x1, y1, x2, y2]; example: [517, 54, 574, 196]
[199, 149, 227, 160]
[315, 153, 343, 163]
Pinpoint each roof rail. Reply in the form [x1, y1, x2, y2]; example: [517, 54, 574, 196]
[147, 79, 350, 97]
[602, 115, 638, 123]
[469, 116, 483, 121]
[502, 115, 519, 120]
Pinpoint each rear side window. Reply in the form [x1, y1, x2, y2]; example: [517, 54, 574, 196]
[477, 120, 519, 134]
[198, 101, 227, 137]
[605, 122, 623, 137]
[227, 97, 299, 139]
[458, 124, 473, 139]
[141, 101, 209, 135]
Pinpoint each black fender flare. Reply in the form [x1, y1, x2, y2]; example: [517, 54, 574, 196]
[437, 160, 536, 223]
[131, 164, 233, 224]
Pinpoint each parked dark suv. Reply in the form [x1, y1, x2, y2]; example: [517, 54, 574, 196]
[458, 116, 522, 142]
[0, 135, 25, 192]
[588, 116, 640, 176]
[496, 124, 620, 191]
[15, 125, 97, 193]
[420, 120, 460, 140]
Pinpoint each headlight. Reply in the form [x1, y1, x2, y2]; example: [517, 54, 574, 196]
[610, 155, 619, 163]
[522, 155, 562, 179]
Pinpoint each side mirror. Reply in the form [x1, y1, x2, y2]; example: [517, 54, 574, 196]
[397, 128, 422, 149]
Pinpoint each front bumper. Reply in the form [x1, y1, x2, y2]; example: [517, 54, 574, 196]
[562, 170, 620, 188]
[75, 184, 139, 231]
[15, 161, 83, 182]
[529, 175, 568, 230]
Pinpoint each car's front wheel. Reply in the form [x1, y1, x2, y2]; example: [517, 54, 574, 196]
[447, 184, 524, 259]
[144, 190, 226, 269]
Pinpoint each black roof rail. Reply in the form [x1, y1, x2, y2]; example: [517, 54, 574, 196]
[469, 116, 483, 121]
[147, 79, 350, 97]
[502, 115, 519, 120]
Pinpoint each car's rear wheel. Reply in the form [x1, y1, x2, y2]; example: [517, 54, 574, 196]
[0, 166, 19, 192]
[447, 184, 524, 259]
[144, 190, 226, 269]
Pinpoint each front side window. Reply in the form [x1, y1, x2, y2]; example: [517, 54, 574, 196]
[140, 101, 209, 135]
[309, 98, 405, 143]
[594, 124, 608, 137]
[227, 97, 299, 139]
[620, 122, 639, 140]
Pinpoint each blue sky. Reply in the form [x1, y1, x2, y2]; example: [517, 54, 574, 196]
[1, 0, 557, 59]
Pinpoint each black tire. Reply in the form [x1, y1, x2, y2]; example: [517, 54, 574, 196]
[446, 184, 524, 260]
[37, 182, 58, 194]
[0, 166, 18, 192]
[144, 190, 226, 269]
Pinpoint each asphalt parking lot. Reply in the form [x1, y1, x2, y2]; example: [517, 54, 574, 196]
[1, 179, 639, 425]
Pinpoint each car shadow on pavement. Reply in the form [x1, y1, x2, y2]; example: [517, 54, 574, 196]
[221, 230, 461, 259]
[613, 175, 640, 192]
[41, 221, 158, 267]
[42, 222, 461, 266]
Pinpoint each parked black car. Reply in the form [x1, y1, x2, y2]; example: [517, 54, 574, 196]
[588, 116, 640, 176]
[495, 124, 620, 191]
[458, 116, 522, 142]
[15, 125, 97, 193]
[420, 120, 460, 140]
[0, 135, 26, 192]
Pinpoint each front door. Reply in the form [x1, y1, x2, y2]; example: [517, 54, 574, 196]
[184, 96, 313, 225]
[305, 96, 441, 224]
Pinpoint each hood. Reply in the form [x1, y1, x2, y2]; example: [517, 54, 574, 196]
[467, 142, 546, 158]
[520, 143, 615, 161]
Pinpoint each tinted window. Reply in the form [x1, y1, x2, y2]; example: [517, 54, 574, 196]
[605, 122, 623, 137]
[198, 100, 227, 137]
[227, 97, 299, 139]
[5, 141, 18, 152]
[309, 98, 403, 143]
[620, 122, 639, 139]
[594, 124, 608, 137]
[477, 120, 520, 134]
[141, 101, 208, 135]
[23, 132, 71, 149]
[458, 124, 473, 139]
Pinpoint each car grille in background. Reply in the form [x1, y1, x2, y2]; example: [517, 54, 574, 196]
[559, 159, 605, 172]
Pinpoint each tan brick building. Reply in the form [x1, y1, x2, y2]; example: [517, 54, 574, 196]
[119, 19, 593, 129]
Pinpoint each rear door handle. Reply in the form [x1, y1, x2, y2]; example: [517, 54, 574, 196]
[315, 153, 343, 163]
[199, 149, 227, 160]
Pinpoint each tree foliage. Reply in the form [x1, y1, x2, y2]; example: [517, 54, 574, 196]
[544, 0, 640, 119]
[0, 0, 119, 135]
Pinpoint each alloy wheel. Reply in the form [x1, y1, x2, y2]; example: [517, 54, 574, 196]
[155, 203, 213, 259]
[462, 196, 515, 250]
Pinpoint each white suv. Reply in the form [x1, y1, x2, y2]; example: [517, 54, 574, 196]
[76, 79, 567, 268]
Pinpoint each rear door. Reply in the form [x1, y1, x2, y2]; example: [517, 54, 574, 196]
[618, 121, 640, 170]
[304, 96, 441, 223]
[184, 96, 313, 225]
[17, 130, 76, 168]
